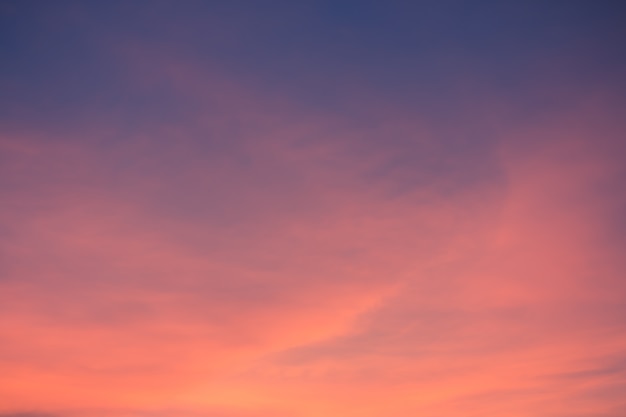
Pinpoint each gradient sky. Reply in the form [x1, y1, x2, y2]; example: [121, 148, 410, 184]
[1, 1, 626, 416]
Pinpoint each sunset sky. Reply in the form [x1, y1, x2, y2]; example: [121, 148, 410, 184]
[1, 1, 626, 416]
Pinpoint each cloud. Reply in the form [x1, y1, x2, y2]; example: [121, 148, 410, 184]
[1, 14, 626, 417]
[0, 413, 60, 417]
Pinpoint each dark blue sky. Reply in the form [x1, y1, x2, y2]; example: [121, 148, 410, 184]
[2, 0, 626, 132]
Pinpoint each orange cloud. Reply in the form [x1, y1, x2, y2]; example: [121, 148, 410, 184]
[1, 56, 625, 417]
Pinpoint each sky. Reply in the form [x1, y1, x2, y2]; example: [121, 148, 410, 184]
[1, 1, 626, 416]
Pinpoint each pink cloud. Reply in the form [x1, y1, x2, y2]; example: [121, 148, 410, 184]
[1, 53, 625, 417]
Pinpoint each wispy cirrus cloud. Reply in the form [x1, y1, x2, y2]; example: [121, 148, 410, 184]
[1, 2, 626, 416]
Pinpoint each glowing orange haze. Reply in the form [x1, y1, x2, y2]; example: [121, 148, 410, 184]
[1, 65, 625, 417]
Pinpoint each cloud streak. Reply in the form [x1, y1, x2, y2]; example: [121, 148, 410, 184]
[1, 2, 625, 416]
